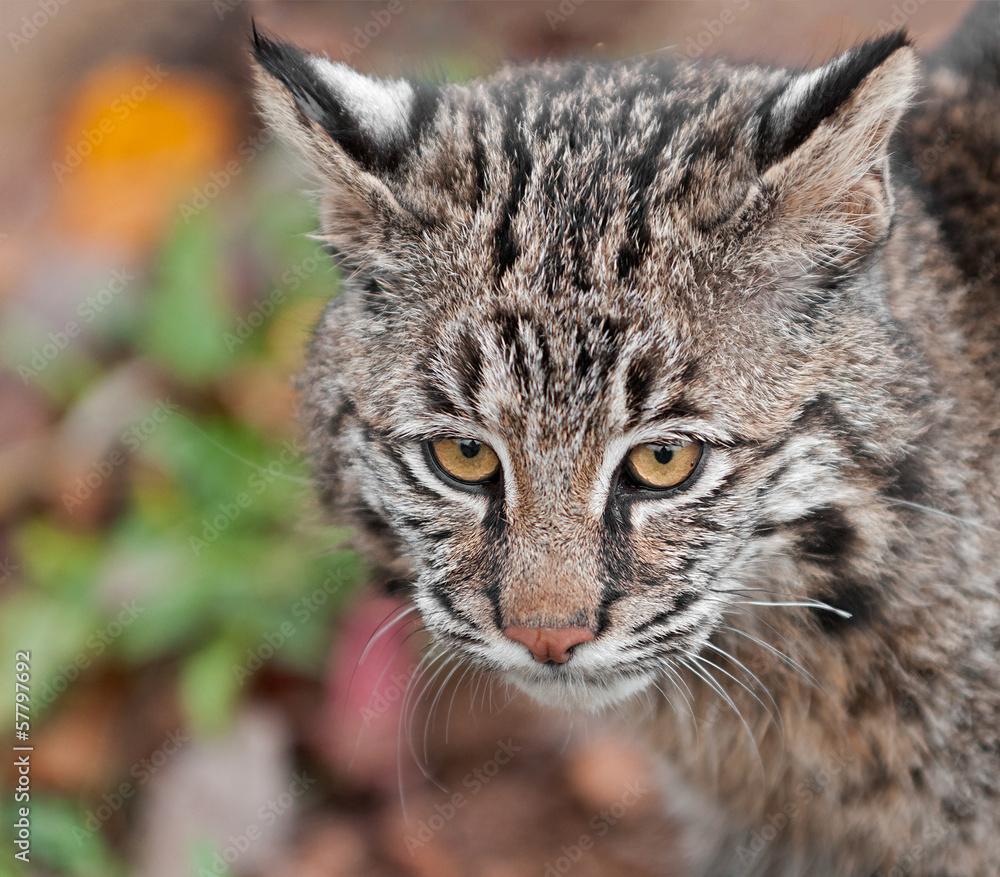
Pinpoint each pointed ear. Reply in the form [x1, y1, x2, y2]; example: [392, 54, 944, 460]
[755, 32, 918, 272]
[250, 27, 439, 256]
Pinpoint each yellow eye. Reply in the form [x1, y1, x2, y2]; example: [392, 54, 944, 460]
[625, 440, 703, 489]
[430, 438, 501, 484]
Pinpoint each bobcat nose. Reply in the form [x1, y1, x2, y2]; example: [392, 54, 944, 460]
[503, 626, 594, 663]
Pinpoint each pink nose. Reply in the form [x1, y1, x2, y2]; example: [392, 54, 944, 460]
[503, 626, 594, 663]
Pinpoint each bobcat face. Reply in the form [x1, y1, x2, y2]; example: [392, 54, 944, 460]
[254, 29, 922, 710]
[330, 296, 893, 711]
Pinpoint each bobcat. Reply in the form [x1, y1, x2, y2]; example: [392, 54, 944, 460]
[252, 4, 1000, 874]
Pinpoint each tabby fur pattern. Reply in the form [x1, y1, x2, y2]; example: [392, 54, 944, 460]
[252, 4, 1000, 874]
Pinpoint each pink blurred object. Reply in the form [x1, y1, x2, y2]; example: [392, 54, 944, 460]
[317, 594, 423, 791]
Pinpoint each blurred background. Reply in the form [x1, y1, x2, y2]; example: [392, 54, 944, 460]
[0, 2, 976, 875]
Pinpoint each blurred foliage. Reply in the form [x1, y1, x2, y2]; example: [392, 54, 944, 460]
[0, 148, 366, 873]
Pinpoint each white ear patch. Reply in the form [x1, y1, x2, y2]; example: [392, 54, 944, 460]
[308, 57, 415, 147]
[771, 49, 856, 140]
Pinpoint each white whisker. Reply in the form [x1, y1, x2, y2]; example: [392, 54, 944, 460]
[732, 599, 853, 619]
[887, 498, 998, 532]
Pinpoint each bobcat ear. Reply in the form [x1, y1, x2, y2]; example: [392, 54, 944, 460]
[251, 26, 439, 251]
[755, 31, 918, 270]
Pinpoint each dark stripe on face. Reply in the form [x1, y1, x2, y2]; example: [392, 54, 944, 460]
[632, 611, 673, 636]
[400, 515, 453, 545]
[351, 499, 405, 560]
[624, 355, 656, 426]
[368, 436, 442, 502]
[360, 276, 384, 312]
[467, 106, 488, 210]
[596, 577, 628, 638]
[646, 396, 702, 423]
[882, 450, 932, 504]
[480, 490, 508, 632]
[793, 394, 869, 461]
[596, 496, 634, 636]
[326, 397, 356, 439]
[617, 106, 682, 280]
[494, 90, 532, 281]
[575, 315, 625, 387]
[455, 329, 485, 408]
[793, 506, 856, 563]
[431, 582, 480, 632]
[420, 378, 461, 418]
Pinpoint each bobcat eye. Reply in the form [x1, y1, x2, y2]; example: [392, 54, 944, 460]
[624, 440, 703, 490]
[429, 438, 501, 485]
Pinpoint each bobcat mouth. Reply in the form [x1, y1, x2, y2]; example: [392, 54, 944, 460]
[434, 626, 657, 710]
[503, 662, 657, 711]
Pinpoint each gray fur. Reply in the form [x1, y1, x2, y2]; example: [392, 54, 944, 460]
[253, 7, 1000, 874]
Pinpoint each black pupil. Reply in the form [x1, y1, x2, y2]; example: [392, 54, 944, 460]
[459, 439, 481, 459]
[653, 445, 676, 465]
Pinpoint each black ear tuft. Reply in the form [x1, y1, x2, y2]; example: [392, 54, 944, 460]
[251, 27, 438, 174]
[756, 30, 912, 171]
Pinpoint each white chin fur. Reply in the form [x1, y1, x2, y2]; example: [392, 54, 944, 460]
[504, 668, 655, 712]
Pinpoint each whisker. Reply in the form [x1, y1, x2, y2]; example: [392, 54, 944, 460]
[731, 599, 852, 619]
[444, 663, 475, 745]
[886, 498, 998, 533]
[681, 654, 764, 773]
[423, 660, 464, 767]
[356, 602, 420, 668]
[690, 650, 776, 733]
[396, 649, 436, 818]
[399, 650, 450, 796]
[719, 624, 817, 688]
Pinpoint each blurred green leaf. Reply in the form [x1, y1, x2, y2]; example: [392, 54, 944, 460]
[180, 637, 244, 736]
[16, 520, 103, 599]
[0, 307, 102, 406]
[0, 142, 375, 870]
[187, 837, 232, 877]
[139, 212, 232, 382]
[0, 590, 101, 725]
[3, 796, 126, 877]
